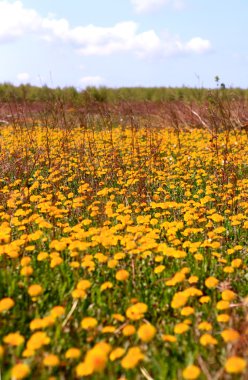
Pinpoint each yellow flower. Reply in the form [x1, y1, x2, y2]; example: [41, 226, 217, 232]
[154, 265, 165, 274]
[20, 266, 33, 276]
[108, 259, 118, 269]
[100, 282, 113, 292]
[199, 296, 210, 304]
[37, 252, 49, 261]
[221, 290, 236, 301]
[221, 329, 240, 342]
[181, 307, 194, 316]
[188, 276, 198, 284]
[81, 317, 98, 330]
[77, 280, 91, 290]
[112, 313, 125, 322]
[217, 314, 230, 323]
[194, 253, 203, 261]
[137, 324, 156, 342]
[65, 348, 81, 359]
[116, 269, 129, 281]
[28, 284, 43, 297]
[71, 289, 86, 299]
[50, 256, 63, 268]
[198, 322, 212, 331]
[225, 356, 246, 373]
[43, 354, 60, 367]
[166, 272, 185, 286]
[3, 332, 24, 346]
[199, 333, 217, 346]
[110, 347, 125, 361]
[126, 303, 147, 320]
[183, 288, 202, 298]
[101, 326, 116, 334]
[84, 344, 110, 373]
[70, 261, 80, 268]
[231, 258, 242, 268]
[209, 213, 224, 222]
[50, 306, 65, 318]
[0, 297, 14, 312]
[216, 300, 229, 310]
[174, 323, 190, 335]
[30, 318, 44, 331]
[22, 349, 35, 358]
[27, 331, 50, 350]
[11, 363, 30, 379]
[162, 334, 177, 343]
[21, 257, 31, 266]
[114, 252, 126, 260]
[76, 361, 93, 376]
[182, 365, 201, 379]
[122, 325, 136, 336]
[205, 276, 219, 288]
[171, 292, 188, 309]
[121, 347, 144, 369]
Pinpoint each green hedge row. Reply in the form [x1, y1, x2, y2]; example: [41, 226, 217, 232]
[0, 82, 248, 104]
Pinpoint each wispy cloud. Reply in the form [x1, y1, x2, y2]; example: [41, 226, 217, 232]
[130, 0, 185, 13]
[79, 76, 104, 87]
[17, 72, 30, 83]
[0, 1, 211, 58]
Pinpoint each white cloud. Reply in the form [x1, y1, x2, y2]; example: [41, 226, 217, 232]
[0, 1, 211, 59]
[130, 0, 184, 13]
[0, 1, 40, 42]
[79, 76, 104, 87]
[74, 22, 163, 57]
[17, 72, 30, 82]
[185, 37, 212, 54]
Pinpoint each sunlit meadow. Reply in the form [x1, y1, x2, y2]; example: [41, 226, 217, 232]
[0, 119, 248, 379]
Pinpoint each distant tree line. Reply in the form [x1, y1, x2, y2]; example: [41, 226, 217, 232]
[0, 82, 248, 104]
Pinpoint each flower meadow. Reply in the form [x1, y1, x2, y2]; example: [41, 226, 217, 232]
[0, 122, 248, 379]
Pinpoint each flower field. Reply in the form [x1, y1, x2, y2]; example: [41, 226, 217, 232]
[0, 122, 248, 379]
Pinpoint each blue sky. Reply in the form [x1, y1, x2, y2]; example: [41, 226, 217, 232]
[0, 0, 247, 89]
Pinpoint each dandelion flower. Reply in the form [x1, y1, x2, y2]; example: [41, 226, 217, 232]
[11, 363, 30, 379]
[216, 300, 229, 310]
[81, 317, 98, 330]
[205, 276, 219, 289]
[0, 297, 14, 312]
[3, 332, 24, 346]
[225, 356, 246, 373]
[198, 322, 212, 331]
[116, 269, 129, 281]
[182, 365, 201, 379]
[137, 324, 156, 342]
[100, 282, 113, 292]
[76, 361, 93, 376]
[174, 323, 190, 335]
[65, 348, 81, 359]
[28, 284, 43, 297]
[199, 333, 217, 346]
[217, 314, 230, 323]
[121, 347, 144, 369]
[122, 325, 136, 336]
[110, 347, 125, 361]
[43, 354, 60, 367]
[221, 329, 240, 342]
[126, 303, 147, 320]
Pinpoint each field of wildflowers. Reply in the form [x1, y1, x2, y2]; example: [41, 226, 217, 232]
[0, 119, 248, 379]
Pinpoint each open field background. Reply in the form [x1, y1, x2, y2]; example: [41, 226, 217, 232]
[0, 86, 248, 379]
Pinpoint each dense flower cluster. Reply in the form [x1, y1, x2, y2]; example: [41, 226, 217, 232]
[0, 123, 247, 378]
